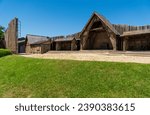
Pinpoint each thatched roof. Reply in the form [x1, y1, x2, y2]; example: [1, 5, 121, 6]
[26, 34, 50, 44]
[80, 12, 120, 37]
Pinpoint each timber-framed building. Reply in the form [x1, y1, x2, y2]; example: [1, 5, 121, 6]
[3, 12, 150, 54]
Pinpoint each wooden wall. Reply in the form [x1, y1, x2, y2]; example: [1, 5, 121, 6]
[125, 35, 150, 51]
[26, 42, 50, 54]
[56, 41, 71, 51]
[4, 18, 18, 53]
[113, 24, 150, 34]
[84, 31, 113, 50]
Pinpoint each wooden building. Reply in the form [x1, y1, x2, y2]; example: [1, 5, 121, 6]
[4, 12, 150, 54]
[80, 12, 150, 51]
[25, 35, 51, 54]
[121, 30, 150, 51]
[50, 33, 80, 51]
[80, 13, 119, 51]
[54, 37, 80, 51]
[22, 13, 150, 53]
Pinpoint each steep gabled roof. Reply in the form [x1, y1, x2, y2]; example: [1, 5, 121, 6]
[80, 12, 120, 36]
[26, 34, 49, 44]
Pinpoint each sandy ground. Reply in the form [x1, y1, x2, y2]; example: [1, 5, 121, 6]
[21, 51, 150, 64]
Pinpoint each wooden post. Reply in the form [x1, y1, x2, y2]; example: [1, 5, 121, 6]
[80, 37, 83, 50]
[56, 42, 61, 51]
[123, 39, 126, 51]
[71, 39, 77, 51]
[123, 37, 128, 51]
[109, 33, 117, 51]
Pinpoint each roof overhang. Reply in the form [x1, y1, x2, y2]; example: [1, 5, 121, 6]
[54, 37, 75, 42]
[121, 30, 150, 37]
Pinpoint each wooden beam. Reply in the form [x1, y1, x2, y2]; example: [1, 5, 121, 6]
[123, 37, 128, 51]
[89, 27, 104, 32]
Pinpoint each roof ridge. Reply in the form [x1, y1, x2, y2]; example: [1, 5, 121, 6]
[94, 12, 120, 35]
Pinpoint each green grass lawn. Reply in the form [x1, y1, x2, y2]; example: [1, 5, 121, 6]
[0, 49, 11, 57]
[0, 55, 150, 98]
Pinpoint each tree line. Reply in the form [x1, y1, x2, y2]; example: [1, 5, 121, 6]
[0, 26, 5, 40]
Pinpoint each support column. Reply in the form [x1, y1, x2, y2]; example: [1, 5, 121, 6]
[80, 36, 87, 50]
[71, 39, 77, 51]
[80, 31, 89, 50]
[109, 34, 117, 51]
[56, 42, 61, 51]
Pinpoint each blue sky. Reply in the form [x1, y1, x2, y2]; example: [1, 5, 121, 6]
[0, 0, 150, 37]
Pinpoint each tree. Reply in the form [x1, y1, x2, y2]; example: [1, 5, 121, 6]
[0, 26, 5, 40]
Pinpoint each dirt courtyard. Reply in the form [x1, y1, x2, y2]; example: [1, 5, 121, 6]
[22, 50, 150, 64]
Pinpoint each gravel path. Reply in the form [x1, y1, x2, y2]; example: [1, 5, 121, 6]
[21, 51, 150, 64]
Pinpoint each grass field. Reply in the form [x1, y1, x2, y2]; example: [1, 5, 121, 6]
[0, 49, 11, 57]
[0, 54, 150, 98]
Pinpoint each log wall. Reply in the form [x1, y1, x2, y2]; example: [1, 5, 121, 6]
[112, 24, 150, 34]
[4, 18, 18, 53]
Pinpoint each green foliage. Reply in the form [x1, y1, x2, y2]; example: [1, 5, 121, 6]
[0, 49, 12, 57]
[0, 56, 150, 98]
[0, 26, 5, 40]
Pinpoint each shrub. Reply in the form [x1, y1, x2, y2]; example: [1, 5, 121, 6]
[0, 49, 12, 57]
